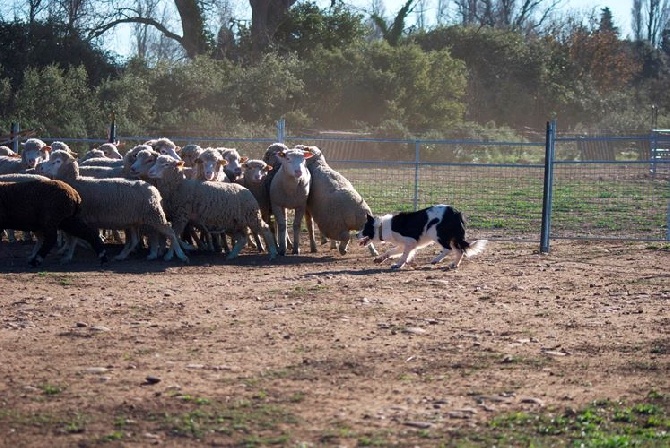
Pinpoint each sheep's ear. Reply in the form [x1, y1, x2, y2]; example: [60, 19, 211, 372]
[264, 165, 273, 172]
[303, 151, 314, 159]
[278, 151, 287, 158]
[241, 156, 248, 163]
[175, 146, 182, 153]
[43, 146, 52, 153]
[177, 161, 185, 168]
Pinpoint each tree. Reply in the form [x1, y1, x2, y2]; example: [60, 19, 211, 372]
[370, 0, 415, 46]
[453, 0, 561, 33]
[249, 0, 297, 55]
[272, 2, 367, 57]
[632, 0, 670, 46]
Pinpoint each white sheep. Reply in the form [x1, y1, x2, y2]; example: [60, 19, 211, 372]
[236, 159, 277, 253]
[193, 147, 228, 182]
[302, 145, 378, 256]
[218, 147, 247, 182]
[0, 138, 50, 174]
[269, 146, 317, 255]
[147, 155, 277, 260]
[0, 145, 17, 156]
[36, 150, 189, 263]
[145, 137, 182, 160]
[80, 148, 107, 162]
[98, 142, 123, 159]
[178, 144, 203, 167]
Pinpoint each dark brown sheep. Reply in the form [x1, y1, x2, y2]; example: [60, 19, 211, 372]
[0, 179, 107, 267]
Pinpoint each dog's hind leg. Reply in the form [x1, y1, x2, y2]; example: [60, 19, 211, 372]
[430, 247, 452, 265]
[449, 249, 465, 269]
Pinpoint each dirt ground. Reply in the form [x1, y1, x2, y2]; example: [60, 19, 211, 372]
[0, 237, 668, 447]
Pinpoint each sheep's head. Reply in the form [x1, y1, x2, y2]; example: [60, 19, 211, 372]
[130, 148, 159, 179]
[195, 148, 228, 181]
[278, 148, 312, 179]
[148, 154, 185, 180]
[179, 144, 203, 167]
[263, 143, 289, 168]
[242, 159, 272, 184]
[148, 137, 181, 161]
[98, 142, 123, 160]
[21, 138, 50, 168]
[219, 147, 247, 180]
[36, 150, 76, 179]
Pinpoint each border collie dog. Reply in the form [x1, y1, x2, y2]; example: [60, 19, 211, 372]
[357, 204, 487, 269]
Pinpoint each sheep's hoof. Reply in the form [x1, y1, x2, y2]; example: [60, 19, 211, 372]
[390, 264, 403, 270]
[373, 256, 384, 264]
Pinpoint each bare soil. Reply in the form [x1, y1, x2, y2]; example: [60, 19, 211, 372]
[0, 238, 668, 447]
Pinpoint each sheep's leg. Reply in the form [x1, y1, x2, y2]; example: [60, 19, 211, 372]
[292, 207, 308, 255]
[337, 237, 350, 256]
[115, 228, 139, 260]
[272, 205, 288, 256]
[260, 227, 278, 260]
[29, 228, 57, 267]
[146, 232, 161, 260]
[58, 216, 107, 264]
[304, 209, 317, 253]
[226, 231, 247, 260]
[367, 242, 379, 257]
[29, 232, 44, 261]
[250, 230, 264, 252]
[161, 222, 189, 262]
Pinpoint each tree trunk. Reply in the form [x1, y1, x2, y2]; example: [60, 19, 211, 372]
[249, 0, 297, 55]
[174, 0, 209, 58]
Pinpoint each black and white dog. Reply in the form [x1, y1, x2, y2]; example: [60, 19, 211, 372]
[357, 204, 487, 269]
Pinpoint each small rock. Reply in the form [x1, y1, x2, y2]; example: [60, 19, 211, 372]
[75, 322, 88, 328]
[520, 397, 545, 406]
[404, 421, 432, 429]
[403, 327, 427, 335]
[144, 376, 161, 385]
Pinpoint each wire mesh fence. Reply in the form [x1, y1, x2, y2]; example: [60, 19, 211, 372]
[6, 121, 668, 245]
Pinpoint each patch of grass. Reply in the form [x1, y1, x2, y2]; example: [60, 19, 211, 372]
[40, 383, 65, 396]
[483, 395, 670, 447]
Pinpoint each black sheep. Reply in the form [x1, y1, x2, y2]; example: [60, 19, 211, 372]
[0, 179, 107, 267]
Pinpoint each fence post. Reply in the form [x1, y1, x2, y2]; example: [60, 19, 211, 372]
[10, 122, 19, 154]
[108, 111, 116, 143]
[276, 117, 285, 143]
[540, 120, 556, 253]
[413, 140, 420, 211]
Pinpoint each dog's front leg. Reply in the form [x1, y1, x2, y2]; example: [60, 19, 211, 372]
[374, 245, 403, 264]
[391, 246, 413, 269]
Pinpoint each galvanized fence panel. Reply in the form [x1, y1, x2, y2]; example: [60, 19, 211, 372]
[12, 120, 669, 247]
[552, 135, 670, 241]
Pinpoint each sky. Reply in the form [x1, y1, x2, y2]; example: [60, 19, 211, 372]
[107, 0, 634, 58]
[1, 0, 634, 57]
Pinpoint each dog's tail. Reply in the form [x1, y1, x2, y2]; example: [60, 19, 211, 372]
[464, 239, 488, 258]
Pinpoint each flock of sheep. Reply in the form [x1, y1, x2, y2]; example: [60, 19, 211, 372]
[0, 137, 377, 267]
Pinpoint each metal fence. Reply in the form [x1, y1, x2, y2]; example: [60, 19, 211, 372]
[5, 121, 669, 248]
